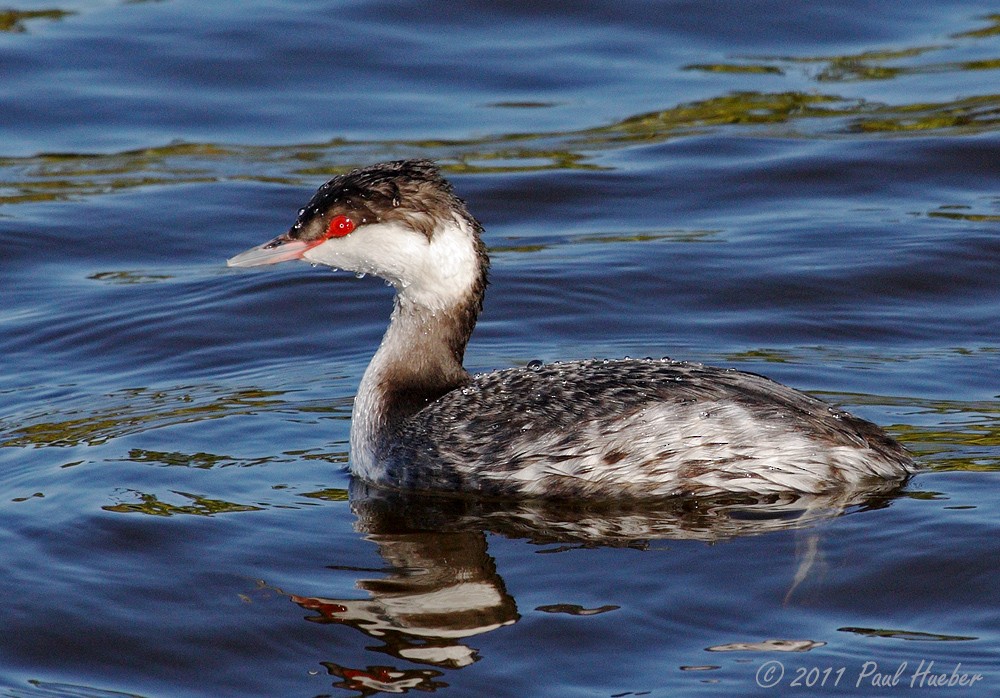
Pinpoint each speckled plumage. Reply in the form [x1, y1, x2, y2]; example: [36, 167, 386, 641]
[382, 358, 913, 497]
[229, 159, 916, 499]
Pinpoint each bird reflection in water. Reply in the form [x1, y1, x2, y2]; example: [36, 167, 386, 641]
[291, 525, 517, 671]
[284, 480, 905, 694]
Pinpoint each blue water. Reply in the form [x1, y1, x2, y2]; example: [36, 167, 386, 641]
[2, 1, 999, 696]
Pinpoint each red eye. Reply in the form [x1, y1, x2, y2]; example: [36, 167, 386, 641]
[325, 215, 355, 239]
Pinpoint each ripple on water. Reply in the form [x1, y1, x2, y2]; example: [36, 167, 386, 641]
[1, 2, 999, 697]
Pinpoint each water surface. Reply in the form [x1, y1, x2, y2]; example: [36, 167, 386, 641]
[1, 2, 998, 696]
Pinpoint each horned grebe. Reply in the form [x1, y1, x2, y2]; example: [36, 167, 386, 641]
[228, 159, 914, 498]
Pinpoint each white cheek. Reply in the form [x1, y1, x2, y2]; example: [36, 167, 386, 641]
[302, 222, 428, 287]
[301, 216, 479, 311]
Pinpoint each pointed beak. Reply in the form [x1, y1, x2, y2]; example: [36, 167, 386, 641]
[227, 234, 312, 268]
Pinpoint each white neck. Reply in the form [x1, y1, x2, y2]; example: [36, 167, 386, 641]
[327, 215, 486, 480]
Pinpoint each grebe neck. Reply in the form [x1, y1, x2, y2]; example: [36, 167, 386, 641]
[351, 215, 488, 478]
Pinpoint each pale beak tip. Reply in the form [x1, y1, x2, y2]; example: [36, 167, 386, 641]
[226, 236, 312, 268]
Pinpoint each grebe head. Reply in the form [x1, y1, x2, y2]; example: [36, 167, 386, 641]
[228, 159, 488, 313]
